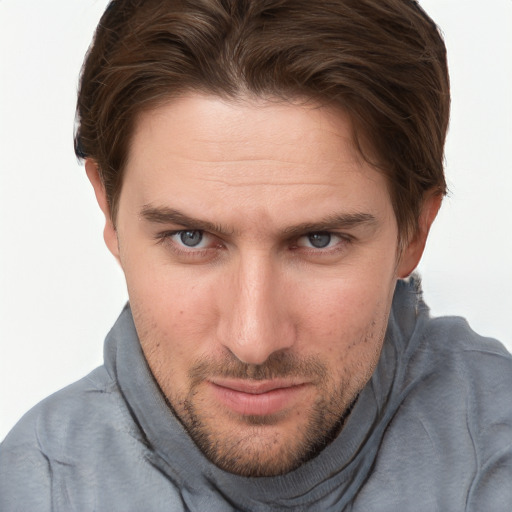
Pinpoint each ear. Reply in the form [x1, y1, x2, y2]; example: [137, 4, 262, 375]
[85, 159, 121, 263]
[397, 191, 443, 278]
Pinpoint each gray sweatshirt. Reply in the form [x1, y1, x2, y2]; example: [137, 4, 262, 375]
[1, 278, 511, 511]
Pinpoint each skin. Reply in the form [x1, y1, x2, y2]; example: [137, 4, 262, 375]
[87, 94, 440, 477]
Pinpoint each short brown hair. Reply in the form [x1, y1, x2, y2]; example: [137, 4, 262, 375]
[75, 0, 450, 242]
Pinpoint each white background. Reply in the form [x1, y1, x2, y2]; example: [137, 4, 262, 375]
[1, 0, 511, 441]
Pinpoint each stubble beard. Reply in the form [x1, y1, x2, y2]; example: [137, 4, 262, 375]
[168, 353, 358, 477]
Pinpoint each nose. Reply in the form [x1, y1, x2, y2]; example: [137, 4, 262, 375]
[217, 251, 296, 365]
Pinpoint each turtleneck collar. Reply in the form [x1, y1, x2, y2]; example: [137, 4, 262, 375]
[103, 276, 428, 510]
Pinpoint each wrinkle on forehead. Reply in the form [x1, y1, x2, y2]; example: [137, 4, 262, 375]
[190, 178, 347, 188]
[129, 145, 366, 190]
[127, 93, 364, 167]
[122, 94, 390, 222]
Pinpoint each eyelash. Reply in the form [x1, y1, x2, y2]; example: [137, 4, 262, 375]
[155, 230, 222, 258]
[154, 230, 353, 258]
[294, 232, 350, 251]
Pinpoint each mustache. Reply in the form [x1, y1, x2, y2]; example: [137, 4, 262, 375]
[188, 351, 327, 385]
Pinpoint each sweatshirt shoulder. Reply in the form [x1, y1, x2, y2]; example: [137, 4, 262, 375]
[424, 314, 512, 373]
[414, 314, 512, 411]
[1, 365, 138, 463]
[0, 366, 118, 510]
[423, 316, 512, 509]
[360, 312, 512, 509]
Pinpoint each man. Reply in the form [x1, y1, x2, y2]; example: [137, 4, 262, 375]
[1, 0, 511, 510]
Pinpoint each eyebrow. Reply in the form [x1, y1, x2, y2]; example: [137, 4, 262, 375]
[140, 205, 378, 237]
[140, 205, 234, 235]
[282, 212, 378, 237]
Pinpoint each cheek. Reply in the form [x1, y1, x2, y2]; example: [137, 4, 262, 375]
[299, 273, 390, 330]
[127, 273, 222, 401]
[125, 264, 222, 359]
[294, 274, 393, 373]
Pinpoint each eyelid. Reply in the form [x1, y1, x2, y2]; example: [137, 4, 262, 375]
[154, 228, 352, 261]
[156, 229, 205, 244]
[155, 229, 225, 258]
[295, 231, 351, 247]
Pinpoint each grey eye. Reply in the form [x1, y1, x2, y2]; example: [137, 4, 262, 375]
[180, 230, 203, 247]
[308, 232, 331, 248]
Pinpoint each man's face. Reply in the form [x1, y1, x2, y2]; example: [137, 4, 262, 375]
[98, 94, 419, 477]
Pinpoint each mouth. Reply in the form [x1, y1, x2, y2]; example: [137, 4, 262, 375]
[207, 378, 309, 416]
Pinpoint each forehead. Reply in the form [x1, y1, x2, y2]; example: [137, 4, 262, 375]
[121, 94, 393, 228]
[126, 94, 376, 177]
